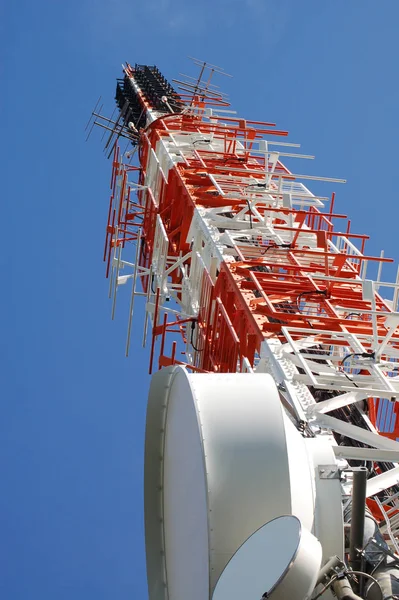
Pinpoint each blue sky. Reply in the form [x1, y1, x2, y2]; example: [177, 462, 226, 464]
[2, 1, 399, 598]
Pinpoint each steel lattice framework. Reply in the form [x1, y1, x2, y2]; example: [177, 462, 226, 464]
[93, 61, 399, 548]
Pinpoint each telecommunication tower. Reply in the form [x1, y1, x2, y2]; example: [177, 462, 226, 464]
[88, 60, 399, 600]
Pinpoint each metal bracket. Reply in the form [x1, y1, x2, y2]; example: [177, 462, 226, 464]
[318, 465, 340, 479]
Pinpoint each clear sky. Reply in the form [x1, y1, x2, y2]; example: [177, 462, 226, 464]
[2, 1, 399, 598]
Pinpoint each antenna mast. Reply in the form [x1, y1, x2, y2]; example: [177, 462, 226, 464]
[91, 60, 399, 600]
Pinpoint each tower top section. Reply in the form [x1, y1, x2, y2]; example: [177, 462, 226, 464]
[115, 64, 184, 136]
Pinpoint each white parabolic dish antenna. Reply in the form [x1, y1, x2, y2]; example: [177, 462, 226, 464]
[212, 515, 322, 600]
[144, 366, 343, 600]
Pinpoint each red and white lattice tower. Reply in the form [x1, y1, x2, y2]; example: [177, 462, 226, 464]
[93, 61, 399, 600]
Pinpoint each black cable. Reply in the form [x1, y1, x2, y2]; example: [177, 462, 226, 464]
[193, 139, 211, 145]
[140, 237, 146, 259]
[345, 570, 384, 599]
[340, 352, 375, 367]
[151, 274, 156, 294]
[221, 157, 245, 163]
[340, 352, 358, 367]
[295, 289, 328, 332]
[261, 243, 292, 255]
[296, 289, 328, 313]
[339, 352, 375, 389]
[190, 319, 203, 352]
[245, 199, 253, 229]
[341, 371, 360, 388]
[312, 575, 338, 600]
[245, 183, 267, 191]
[134, 106, 146, 131]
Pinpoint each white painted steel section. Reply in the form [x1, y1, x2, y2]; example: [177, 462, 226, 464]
[312, 412, 399, 452]
[333, 446, 399, 462]
[366, 467, 399, 498]
[152, 216, 169, 294]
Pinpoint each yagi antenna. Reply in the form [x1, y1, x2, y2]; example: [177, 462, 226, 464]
[187, 56, 233, 77]
[85, 97, 139, 156]
[85, 96, 102, 142]
[173, 57, 233, 107]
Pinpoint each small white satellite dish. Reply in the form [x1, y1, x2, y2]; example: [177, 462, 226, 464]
[212, 515, 322, 600]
